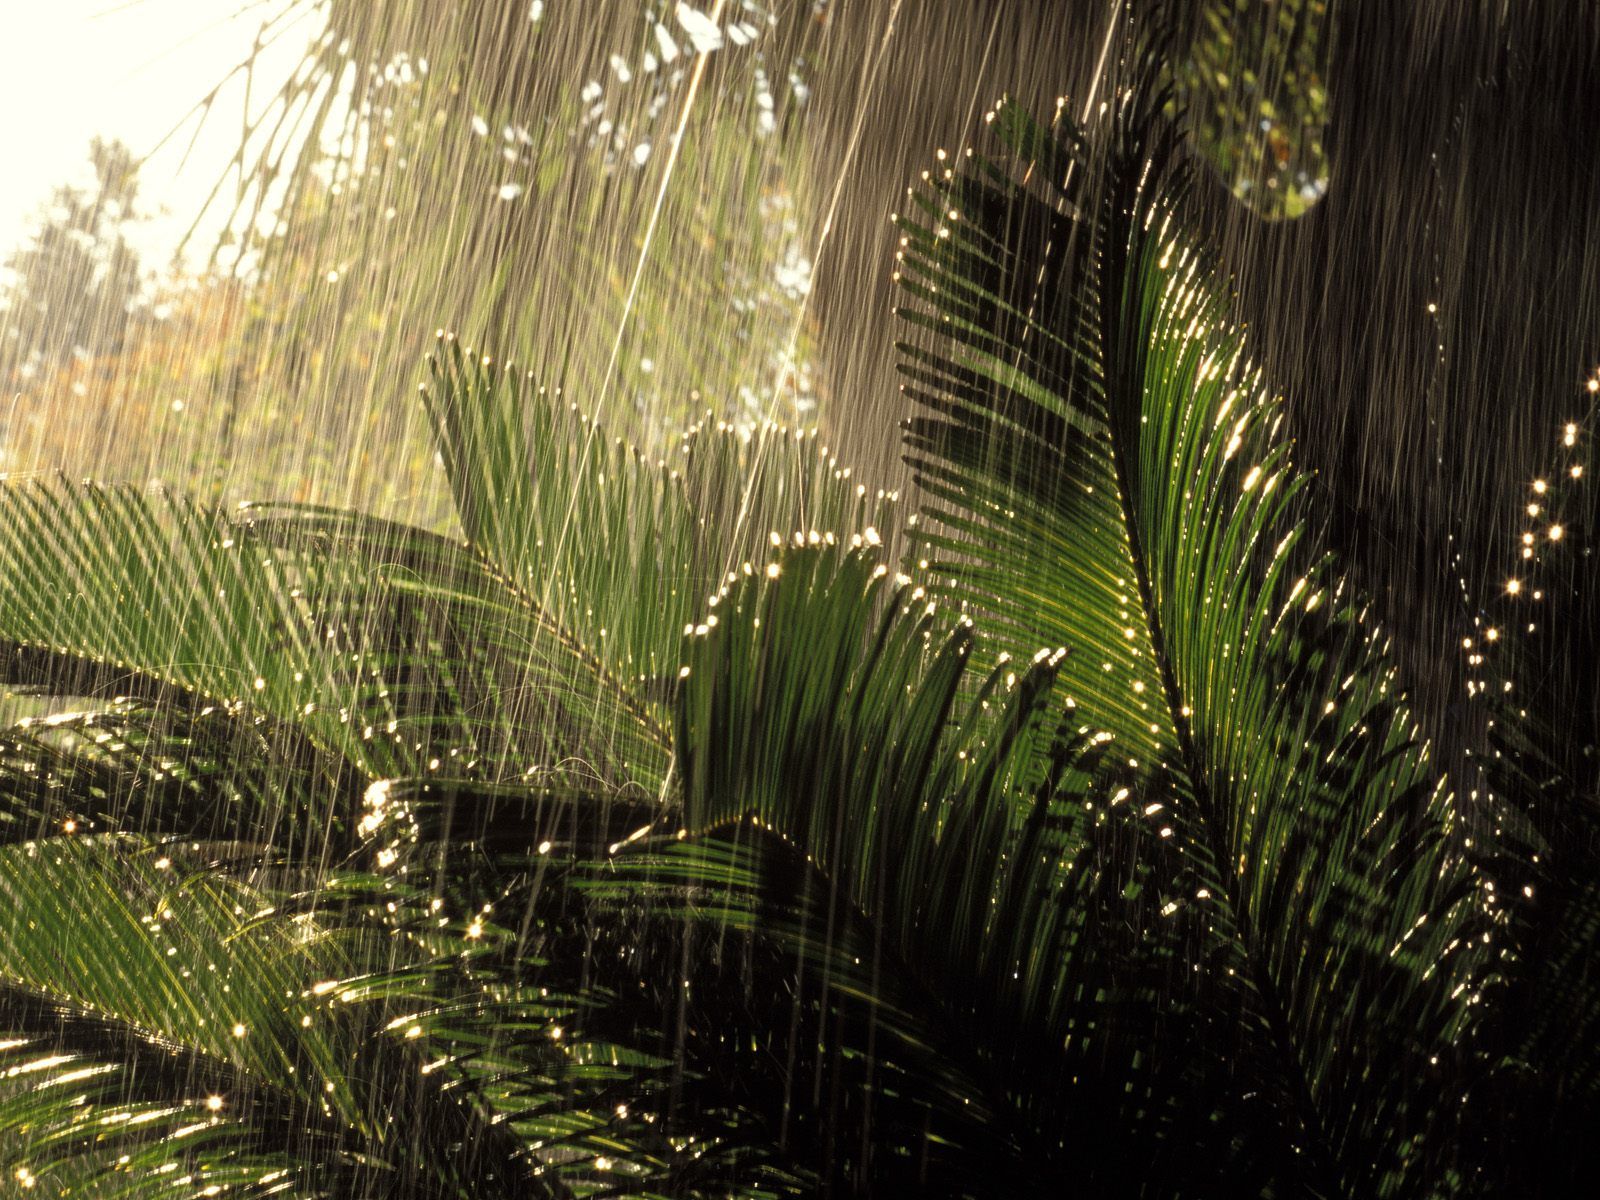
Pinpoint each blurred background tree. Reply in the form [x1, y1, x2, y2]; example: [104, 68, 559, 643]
[1177, 0, 1330, 218]
[3, 139, 147, 382]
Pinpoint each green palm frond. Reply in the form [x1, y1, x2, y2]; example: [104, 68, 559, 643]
[658, 543, 1081, 1191]
[0, 477, 669, 791]
[0, 831, 556, 1197]
[0, 991, 310, 1197]
[318, 540, 1028, 1195]
[0, 336, 909, 1192]
[235, 501, 671, 789]
[572, 539, 1252, 1193]
[346, 543, 1075, 1195]
[570, 827, 1029, 1197]
[894, 87, 1485, 1193]
[0, 717, 757, 1195]
[346, 776, 818, 1197]
[422, 336, 891, 691]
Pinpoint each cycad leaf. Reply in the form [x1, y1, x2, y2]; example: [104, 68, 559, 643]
[347, 775, 823, 1196]
[568, 827, 1035, 1197]
[0, 982, 335, 1197]
[347, 546, 1082, 1194]
[663, 542, 1126, 1189]
[421, 336, 893, 692]
[0, 836, 551, 1197]
[660, 540, 1327, 1191]
[0, 478, 668, 790]
[236, 502, 670, 789]
[896, 92, 1483, 1193]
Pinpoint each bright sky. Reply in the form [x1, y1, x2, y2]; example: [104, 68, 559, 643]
[0, 0, 318, 271]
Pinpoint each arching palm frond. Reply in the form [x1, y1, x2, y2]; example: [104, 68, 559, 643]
[421, 336, 893, 693]
[654, 543, 1084, 1194]
[512, 542, 1079, 1195]
[0, 699, 341, 865]
[0, 832, 552, 1198]
[0, 684, 795, 1195]
[894, 85, 1487, 1195]
[0, 477, 670, 791]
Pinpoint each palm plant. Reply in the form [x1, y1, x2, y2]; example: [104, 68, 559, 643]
[0, 35, 1594, 1200]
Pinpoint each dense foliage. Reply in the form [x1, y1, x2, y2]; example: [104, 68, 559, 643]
[1, 20, 1596, 1200]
